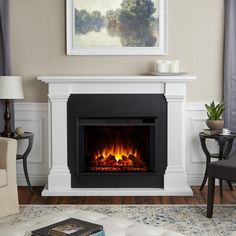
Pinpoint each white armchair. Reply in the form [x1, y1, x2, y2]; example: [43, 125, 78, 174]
[0, 137, 19, 217]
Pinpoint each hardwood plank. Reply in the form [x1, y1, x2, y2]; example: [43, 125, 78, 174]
[18, 186, 236, 205]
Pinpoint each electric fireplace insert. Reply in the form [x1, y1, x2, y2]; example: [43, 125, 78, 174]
[68, 94, 167, 188]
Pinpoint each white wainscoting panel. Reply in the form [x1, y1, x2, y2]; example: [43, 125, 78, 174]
[186, 102, 219, 186]
[14, 103, 48, 186]
[14, 102, 218, 186]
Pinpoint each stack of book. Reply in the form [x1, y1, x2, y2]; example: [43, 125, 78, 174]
[203, 129, 220, 135]
[31, 218, 105, 236]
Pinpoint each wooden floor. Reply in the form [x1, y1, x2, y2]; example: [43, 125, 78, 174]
[18, 186, 236, 205]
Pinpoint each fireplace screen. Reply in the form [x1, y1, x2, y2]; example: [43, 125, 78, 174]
[77, 118, 155, 173]
[85, 126, 150, 172]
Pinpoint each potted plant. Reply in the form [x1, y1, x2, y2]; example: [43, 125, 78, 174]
[205, 101, 224, 130]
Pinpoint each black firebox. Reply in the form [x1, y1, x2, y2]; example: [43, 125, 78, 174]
[67, 94, 167, 188]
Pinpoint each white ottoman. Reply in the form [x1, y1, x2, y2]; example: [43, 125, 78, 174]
[0, 209, 183, 236]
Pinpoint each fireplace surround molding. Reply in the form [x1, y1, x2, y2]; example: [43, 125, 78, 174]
[38, 75, 196, 196]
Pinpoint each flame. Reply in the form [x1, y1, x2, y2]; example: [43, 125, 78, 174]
[94, 143, 138, 162]
[90, 142, 147, 172]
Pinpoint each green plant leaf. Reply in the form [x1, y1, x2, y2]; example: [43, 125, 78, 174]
[205, 101, 224, 120]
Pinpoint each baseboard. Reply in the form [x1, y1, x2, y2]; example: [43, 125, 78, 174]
[17, 175, 47, 186]
[187, 174, 210, 186]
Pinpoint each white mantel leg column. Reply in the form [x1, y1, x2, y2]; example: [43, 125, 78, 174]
[47, 94, 71, 191]
[164, 83, 193, 195]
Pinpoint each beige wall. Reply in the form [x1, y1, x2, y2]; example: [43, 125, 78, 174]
[10, 0, 224, 102]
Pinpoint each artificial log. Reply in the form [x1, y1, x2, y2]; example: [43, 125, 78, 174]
[97, 156, 104, 161]
[107, 154, 116, 162]
[91, 152, 147, 171]
[128, 154, 145, 167]
[118, 159, 125, 166]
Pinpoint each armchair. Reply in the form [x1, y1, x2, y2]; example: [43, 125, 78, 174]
[0, 137, 19, 217]
[207, 157, 236, 218]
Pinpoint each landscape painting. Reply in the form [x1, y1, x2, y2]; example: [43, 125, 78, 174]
[66, 0, 166, 55]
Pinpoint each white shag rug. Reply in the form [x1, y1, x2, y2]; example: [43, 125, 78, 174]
[0, 205, 236, 236]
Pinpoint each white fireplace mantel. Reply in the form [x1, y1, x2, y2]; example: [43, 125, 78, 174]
[38, 75, 196, 196]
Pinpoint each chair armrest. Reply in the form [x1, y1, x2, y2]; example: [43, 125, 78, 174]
[0, 137, 17, 185]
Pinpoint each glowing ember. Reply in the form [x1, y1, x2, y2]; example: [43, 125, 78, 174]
[95, 143, 138, 162]
[90, 142, 147, 172]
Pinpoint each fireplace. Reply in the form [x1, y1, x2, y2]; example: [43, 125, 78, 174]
[38, 75, 195, 196]
[68, 94, 167, 188]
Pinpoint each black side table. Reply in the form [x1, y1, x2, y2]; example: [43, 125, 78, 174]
[199, 132, 236, 197]
[13, 132, 34, 193]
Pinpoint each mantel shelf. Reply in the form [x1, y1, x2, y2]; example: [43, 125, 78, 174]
[38, 75, 196, 84]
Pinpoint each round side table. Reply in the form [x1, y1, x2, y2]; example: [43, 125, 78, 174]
[199, 132, 236, 197]
[13, 132, 34, 193]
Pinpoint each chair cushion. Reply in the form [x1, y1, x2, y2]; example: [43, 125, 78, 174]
[208, 159, 236, 182]
[0, 169, 7, 187]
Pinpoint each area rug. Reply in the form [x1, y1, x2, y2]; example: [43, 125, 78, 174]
[0, 205, 236, 236]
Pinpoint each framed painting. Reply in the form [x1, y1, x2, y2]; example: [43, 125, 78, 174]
[66, 0, 167, 55]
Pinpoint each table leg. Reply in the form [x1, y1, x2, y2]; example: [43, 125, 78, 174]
[220, 179, 223, 198]
[199, 137, 211, 191]
[23, 157, 33, 193]
[223, 139, 234, 158]
[227, 181, 233, 191]
[224, 140, 234, 191]
[200, 164, 209, 191]
[21, 136, 34, 193]
[218, 142, 225, 198]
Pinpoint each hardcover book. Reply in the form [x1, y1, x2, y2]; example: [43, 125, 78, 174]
[203, 129, 220, 135]
[31, 218, 103, 236]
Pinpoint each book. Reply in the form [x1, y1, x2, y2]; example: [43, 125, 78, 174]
[31, 218, 103, 236]
[32, 232, 105, 236]
[203, 129, 220, 135]
[90, 231, 105, 236]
